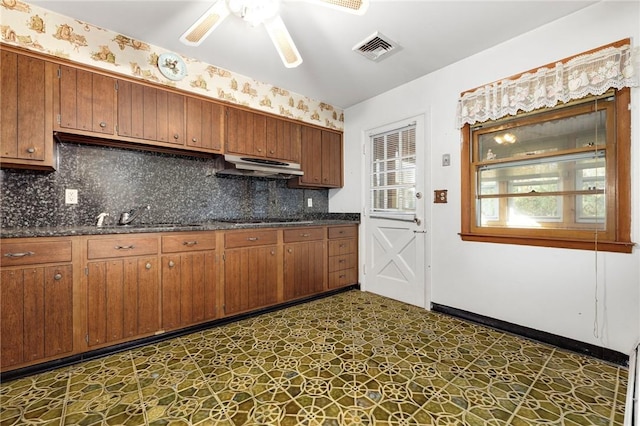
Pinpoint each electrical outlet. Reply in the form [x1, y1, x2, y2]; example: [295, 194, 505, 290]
[65, 189, 78, 205]
[307, 198, 313, 208]
[434, 189, 448, 204]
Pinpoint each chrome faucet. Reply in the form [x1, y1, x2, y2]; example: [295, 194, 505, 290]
[118, 205, 150, 225]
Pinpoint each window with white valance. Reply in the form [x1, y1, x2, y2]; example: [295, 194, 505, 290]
[459, 39, 636, 253]
[457, 40, 638, 128]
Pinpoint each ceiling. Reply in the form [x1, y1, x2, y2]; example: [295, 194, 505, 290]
[29, 0, 598, 109]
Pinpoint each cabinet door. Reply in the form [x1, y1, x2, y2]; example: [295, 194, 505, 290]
[224, 246, 278, 315]
[161, 251, 217, 331]
[186, 98, 224, 153]
[226, 108, 265, 157]
[0, 265, 73, 369]
[266, 117, 301, 163]
[158, 90, 185, 145]
[300, 126, 323, 185]
[86, 257, 159, 346]
[1, 51, 51, 164]
[283, 241, 325, 300]
[58, 66, 115, 135]
[321, 131, 343, 187]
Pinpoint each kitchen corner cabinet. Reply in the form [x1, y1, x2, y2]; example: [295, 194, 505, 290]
[223, 229, 279, 315]
[85, 235, 160, 347]
[283, 227, 326, 300]
[327, 225, 358, 289]
[0, 50, 56, 170]
[161, 233, 219, 331]
[0, 238, 73, 369]
[117, 80, 185, 146]
[56, 65, 115, 136]
[290, 126, 343, 188]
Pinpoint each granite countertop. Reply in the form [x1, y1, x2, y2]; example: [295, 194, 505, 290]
[0, 216, 360, 239]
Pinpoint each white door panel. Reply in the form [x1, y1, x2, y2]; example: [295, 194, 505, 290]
[362, 114, 430, 309]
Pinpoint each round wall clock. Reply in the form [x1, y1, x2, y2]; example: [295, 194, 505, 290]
[157, 52, 187, 81]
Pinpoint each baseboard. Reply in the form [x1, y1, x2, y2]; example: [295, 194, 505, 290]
[1, 284, 360, 382]
[431, 303, 629, 366]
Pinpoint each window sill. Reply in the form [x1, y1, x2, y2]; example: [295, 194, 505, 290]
[459, 232, 634, 253]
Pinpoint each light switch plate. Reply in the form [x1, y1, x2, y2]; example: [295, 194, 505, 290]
[442, 154, 451, 167]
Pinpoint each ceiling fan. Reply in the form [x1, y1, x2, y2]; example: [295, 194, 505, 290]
[179, 0, 369, 68]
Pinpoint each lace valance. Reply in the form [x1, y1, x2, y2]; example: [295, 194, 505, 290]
[457, 43, 639, 128]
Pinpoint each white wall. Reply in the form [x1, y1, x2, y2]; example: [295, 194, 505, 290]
[336, 1, 640, 354]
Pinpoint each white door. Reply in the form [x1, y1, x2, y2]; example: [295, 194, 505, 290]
[362, 115, 429, 308]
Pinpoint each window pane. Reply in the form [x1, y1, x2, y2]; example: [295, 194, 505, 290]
[370, 125, 417, 214]
[478, 109, 607, 162]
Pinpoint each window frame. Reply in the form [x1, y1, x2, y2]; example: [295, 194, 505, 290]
[460, 87, 632, 253]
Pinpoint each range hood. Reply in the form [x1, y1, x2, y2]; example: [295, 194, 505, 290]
[216, 154, 304, 179]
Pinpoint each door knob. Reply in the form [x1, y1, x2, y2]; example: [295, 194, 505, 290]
[414, 217, 422, 226]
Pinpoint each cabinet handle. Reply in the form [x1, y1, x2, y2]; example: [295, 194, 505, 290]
[339, 274, 346, 278]
[300, 233, 310, 237]
[114, 245, 135, 250]
[339, 259, 346, 263]
[168, 260, 175, 268]
[269, 150, 274, 154]
[145, 263, 152, 270]
[288, 248, 293, 253]
[339, 244, 346, 248]
[173, 134, 180, 140]
[182, 241, 198, 246]
[257, 148, 262, 152]
[338, 230, 345, 234]
[99, 121, 107, 128]
[191, 137, 197, 143]
[54, 273, 63, 281]
[26, 147, 36, 154]
[270, 250, 275, 256]
[3, 251, 35, 258]
[247, 237, 259, 241]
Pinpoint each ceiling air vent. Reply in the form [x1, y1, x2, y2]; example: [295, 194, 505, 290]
[352, 31, 401, 62]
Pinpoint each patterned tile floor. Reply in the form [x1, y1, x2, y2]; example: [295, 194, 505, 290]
[0, 290, 628, 425]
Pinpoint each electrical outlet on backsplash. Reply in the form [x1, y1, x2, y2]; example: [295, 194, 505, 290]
[0, 143, 330, 228]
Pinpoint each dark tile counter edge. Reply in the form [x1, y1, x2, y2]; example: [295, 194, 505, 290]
[0, 217, 360, 238]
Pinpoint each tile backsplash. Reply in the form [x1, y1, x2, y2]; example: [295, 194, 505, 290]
[0, 143, 329, 228]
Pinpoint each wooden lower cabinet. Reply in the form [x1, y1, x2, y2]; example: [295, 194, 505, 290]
[0, 265, 73, 369]
[328, 225, 358, 289]
[224, 245, 278, 315]
[86, 257, 160, 346]
[161, 252, 217, 331]
[283, 227, 326, 300]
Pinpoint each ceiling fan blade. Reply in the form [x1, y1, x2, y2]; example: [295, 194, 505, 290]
[305, 0, 369, 15]
[264, 16, 303, 68]
[180, 1, 230, 46]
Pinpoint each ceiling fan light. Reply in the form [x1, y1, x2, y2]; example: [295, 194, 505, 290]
[228, 0, 280, 26]
[264, 16, 303, 68]
[180, 2, 230, 46]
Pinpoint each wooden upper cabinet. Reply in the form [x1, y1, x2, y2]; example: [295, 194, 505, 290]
[226, 107, 266, 157]
[57, 65, 115, 135]
[0, 51, 55, 170]
[299, 126, 323, 185]
[117, 80, 185, 146]
[291, 126, 343, 188]
[266, 116, 301, 163]
[321, 130, 343, 187]
[186, 97, 224, 153]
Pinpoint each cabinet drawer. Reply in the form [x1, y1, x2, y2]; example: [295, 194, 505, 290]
[1, 240, 72, 267]
[283, 227, 324, 243]
[328, 239, 356, 256]
[328, 268, 357, 289]
[87, 236, 158, 259]
[225, 230, 278, 248]
[328, 225, 357, 239]
[162, 233, 216, 253]
[329, 253, 356, 272]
